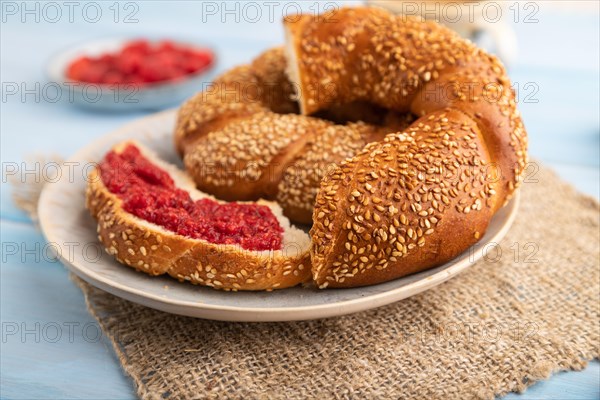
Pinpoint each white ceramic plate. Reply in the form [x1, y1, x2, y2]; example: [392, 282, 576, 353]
[47, 38, 217, 111]
[38, 110, 519, 322]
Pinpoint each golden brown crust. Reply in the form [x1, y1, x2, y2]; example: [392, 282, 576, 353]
[310, 109, 496, 288]
[250, 47, 299, 114]
[174, 65, 264, 156]
[278, 7, 527, 287]
[171, 7, 528, 289]
[182, 112, 328, 202]
[276, 122, 384, 224]
[85, 145, 311, 291]
[284, 7, 527, 208]
[174, 47, 402, 223]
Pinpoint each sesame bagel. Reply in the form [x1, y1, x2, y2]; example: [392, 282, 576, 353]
[172, 6, 527, 289]
[86, 141, 311, 291]
[281, 7, 527, 287]
[310, 109, 498, 288]
[175, 47, 413, 224]
[284, 7, 527, 208]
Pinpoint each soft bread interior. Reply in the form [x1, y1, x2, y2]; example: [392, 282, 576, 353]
[284, 24, 306, 115]
[110, 141, 311, 256]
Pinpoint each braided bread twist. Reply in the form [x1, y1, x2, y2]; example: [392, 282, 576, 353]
[175, 47, 413, 224]
[176, 7, 528, 288]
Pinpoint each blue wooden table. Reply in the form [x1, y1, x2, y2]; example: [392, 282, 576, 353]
[1, 2, 598, 398]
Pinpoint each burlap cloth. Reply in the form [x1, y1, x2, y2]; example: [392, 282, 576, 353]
[18, 164, 599, 399]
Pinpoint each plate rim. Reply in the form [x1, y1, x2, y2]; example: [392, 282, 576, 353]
[38, 110, 520, 322]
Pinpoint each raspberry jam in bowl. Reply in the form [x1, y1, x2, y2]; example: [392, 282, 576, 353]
[47, 38, 217, 111]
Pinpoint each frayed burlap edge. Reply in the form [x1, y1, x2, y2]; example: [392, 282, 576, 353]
[18, 162, 600, 399]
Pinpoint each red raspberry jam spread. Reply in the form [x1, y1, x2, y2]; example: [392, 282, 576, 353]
[67, 39, 214, 85]
[98, 144, 283, 251]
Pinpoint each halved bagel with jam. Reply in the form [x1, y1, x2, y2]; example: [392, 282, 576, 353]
[86, 141, 311, 291]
